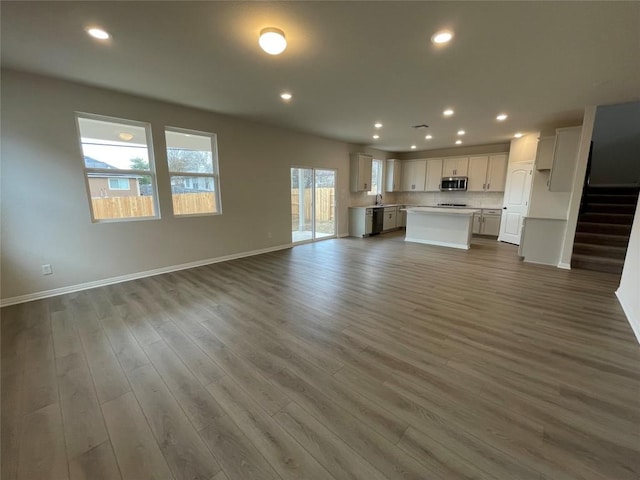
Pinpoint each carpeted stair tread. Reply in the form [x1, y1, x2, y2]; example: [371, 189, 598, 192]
[578, 212, 634, 225]
[575, 222, 632, 235]
[571, 254, 624, 274]
[572, 242, 628, 260]
[586, 203, 637, 214]
[585, 194, 638, 205]
[574, 232, 630, 247]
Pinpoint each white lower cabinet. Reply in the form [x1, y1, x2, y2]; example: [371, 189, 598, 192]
[472, 212, 482, 234]
[383, 207, 397, 231]
[348, 208, 373, 237]
[397, 206, 407, 228]
[473, 209, 502, 236]
[482, 213, 501, 236]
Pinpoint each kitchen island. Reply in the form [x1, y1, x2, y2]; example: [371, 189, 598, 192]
[405, 207, 480, 249]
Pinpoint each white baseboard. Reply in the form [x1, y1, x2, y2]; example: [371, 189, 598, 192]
[405, 237, 470, 250]
[558, 262, 571, 270]
[0, 243, 293, 307]
[616, 290, 640, 345]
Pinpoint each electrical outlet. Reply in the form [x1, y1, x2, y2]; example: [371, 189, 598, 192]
[41, 264, 53, 275]
[267, 232, 272, 239]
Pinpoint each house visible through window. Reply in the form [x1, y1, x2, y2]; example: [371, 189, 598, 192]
[76, 113, 159, 222]
[369, 158, 384, 195]
[108, 178, 131, 190]
[165, 127, 221, 216]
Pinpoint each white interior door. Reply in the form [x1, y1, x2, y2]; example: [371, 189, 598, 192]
[498, 162, 533, 245]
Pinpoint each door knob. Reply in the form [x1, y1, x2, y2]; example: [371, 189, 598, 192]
[503, 207, 507, 209]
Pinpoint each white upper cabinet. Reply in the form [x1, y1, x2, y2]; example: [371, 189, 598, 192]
[442, 157, 469, 177]
[466, 154, 507, 192]
[533, 127, 582, 191]
[467, 156, 489, 191]
[548, 127, 581, 192]
[400, 159, 427, 191]
[385, 159, 402, 192]
[535, 136, 556, 170]
[425, 158, 443, 191]
[486, 154, 507, 192]
[350, 153, 373, 192]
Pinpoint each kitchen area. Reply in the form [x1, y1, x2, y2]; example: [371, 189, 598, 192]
[348, 150, 508, 247]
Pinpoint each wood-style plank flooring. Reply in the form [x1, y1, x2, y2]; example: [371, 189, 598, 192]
[2, 232, 640, 480]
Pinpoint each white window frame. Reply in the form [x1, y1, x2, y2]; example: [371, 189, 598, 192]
[108, 177, 131, 190]
[75, 112, 160, 223]
[165, 126, 222, 217]
[368, 158, 384, 196]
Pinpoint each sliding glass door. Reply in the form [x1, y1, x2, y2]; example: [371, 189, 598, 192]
[291, 167, 336, 243]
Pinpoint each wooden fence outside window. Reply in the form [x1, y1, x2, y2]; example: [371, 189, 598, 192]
[290, 188, 335, 222]
[91, 193, 216, 219]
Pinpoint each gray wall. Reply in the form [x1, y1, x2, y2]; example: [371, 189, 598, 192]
[590, 101, 640, 186]
[1, 69, 354, 301]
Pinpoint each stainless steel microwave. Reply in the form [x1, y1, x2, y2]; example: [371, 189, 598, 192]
[440, 177, 468, 191]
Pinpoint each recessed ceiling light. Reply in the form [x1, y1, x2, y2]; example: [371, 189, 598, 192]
[411, 145, 417, 149]
[443, 109, 454, 116]
[455, 140, 463, 145]
[431, 30, 453, 44]
[514, 132, 523, 138]
[259, 27, 287, 55]
[457, 130, 465, 136]
[86, 27, 110, 40]
[496, 113, 508, 121]
[372, 135, 379, 139]
[425, 135, 433, 140]
[280, 92, 292, 101]
[374, 122, 383, 129]
[118, 132, 134, 141]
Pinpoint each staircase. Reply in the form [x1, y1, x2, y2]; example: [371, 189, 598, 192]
[571, 186, 639, 274]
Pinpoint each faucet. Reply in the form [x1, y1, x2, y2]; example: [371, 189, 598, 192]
[375, 194, 383, 205]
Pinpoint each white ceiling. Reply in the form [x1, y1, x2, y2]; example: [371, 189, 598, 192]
[2, 1, 639, 152]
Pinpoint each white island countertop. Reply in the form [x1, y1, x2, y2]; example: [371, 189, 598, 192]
[406, 206, 480, 215]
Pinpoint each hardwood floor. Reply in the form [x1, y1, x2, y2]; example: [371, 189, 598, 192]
[2, 232, 639, 480]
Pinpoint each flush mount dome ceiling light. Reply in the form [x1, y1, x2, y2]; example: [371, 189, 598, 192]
[86, 27, 110, 40]
[496, 113, 508, 121]
[259, 28, 287, 55]
[431, 30, 453, 44]
[118, 132, 134, 141]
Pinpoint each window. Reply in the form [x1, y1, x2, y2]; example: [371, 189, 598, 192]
[368, 158, 384, 195]
[76, 113, 159, 222]
[108, 178, 130, 190]
[165, 127, 221, 216]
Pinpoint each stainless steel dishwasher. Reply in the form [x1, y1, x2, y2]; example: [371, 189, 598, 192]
[371, 207, 384, 235]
